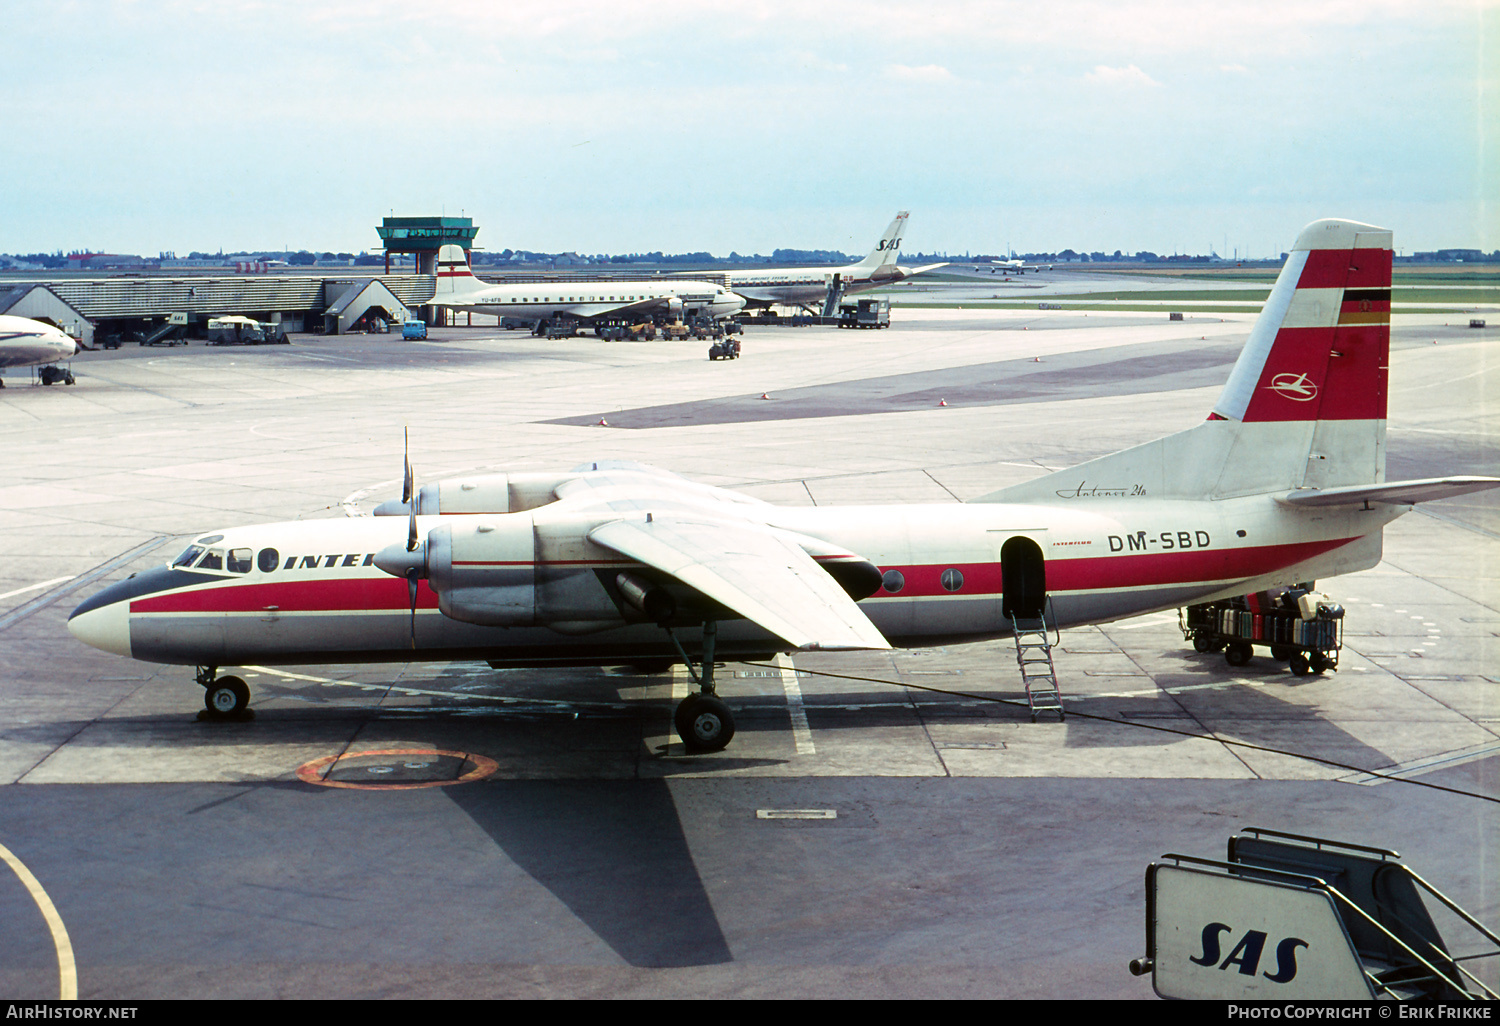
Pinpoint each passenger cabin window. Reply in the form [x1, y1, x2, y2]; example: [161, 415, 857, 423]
[227, 548, 253, 574]
[173, 545, 205, 569]
[198, 549, 224, 571]
[257, 548, 280, 573]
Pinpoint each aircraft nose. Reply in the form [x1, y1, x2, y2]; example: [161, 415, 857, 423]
[68, 596, 131, 657]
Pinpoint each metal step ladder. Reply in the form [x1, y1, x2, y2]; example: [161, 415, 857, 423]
[1011, 611, 1063, 721]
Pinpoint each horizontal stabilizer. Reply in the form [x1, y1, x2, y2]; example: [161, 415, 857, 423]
[1276, 476, 1500, 507]
[589, 516, 891, 651]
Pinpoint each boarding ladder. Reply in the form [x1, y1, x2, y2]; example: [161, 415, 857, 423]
[1136, 828, 1500, 1001]
[1011, 608, 1063, 721]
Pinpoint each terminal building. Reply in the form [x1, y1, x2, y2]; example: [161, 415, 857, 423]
[0, 216, 482, 342]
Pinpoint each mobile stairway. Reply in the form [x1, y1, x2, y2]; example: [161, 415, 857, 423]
[1133, 827, 1499, 1000]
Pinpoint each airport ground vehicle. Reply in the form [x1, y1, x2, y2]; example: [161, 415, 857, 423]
[402, 320, 428, 340]
[708, 338, 741, 360]
[1182, 587, 1344, 674]
[206, 316, 286, 345]
[838, 298, 890, 329]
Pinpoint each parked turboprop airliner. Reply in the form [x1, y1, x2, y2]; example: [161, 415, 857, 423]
[68, 219, 1499, 752]
[0, 314, 79, 386]
[427, 248, 744, 331]
[724, 211, 948, 310]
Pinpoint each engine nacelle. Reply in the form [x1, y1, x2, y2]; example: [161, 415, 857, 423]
[375, 472, 582, 517]
[426, 515, 538, 626]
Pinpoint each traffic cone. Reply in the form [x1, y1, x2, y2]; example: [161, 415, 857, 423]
[597, 418, 608, 426]
[760, 392, 771, 400]
[939, 399, 947, 407]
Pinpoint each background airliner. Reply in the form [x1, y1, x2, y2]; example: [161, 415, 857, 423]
[0, 314, 80, 386]
[723, 211, 948, 310]
[428, 248, 743, 328]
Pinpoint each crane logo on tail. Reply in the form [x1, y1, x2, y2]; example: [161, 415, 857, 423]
[1268, 373, 1319, 402]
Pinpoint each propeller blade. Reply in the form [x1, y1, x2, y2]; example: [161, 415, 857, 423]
[401, 427, 413, 504]
[407, 568, 420, 649]
[404, 427, 419, 552]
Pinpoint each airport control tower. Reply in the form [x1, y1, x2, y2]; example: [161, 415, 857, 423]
[376, 216, 479, 275]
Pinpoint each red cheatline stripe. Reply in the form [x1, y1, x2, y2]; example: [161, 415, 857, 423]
[129, 537, 1362, 613]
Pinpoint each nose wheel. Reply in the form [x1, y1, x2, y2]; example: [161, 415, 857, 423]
[197, 666, 253, 720]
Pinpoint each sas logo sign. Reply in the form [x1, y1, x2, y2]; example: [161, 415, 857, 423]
[1268, 372, 1319, 402]
[1191, 923, 1308, 984]
[876, 238, 901, 252]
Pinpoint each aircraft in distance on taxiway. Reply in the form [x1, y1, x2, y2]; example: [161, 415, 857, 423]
[67, 218, 1500, 753]
[0, 314, 79, 386]
[722, 211, 949, 310]
[980, 257, 1054, 274]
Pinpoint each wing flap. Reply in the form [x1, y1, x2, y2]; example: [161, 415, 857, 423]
[588, 517, 890, 651]
[1277, 476, 1500, 507]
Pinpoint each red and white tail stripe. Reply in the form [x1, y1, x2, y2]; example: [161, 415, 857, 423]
[433, 244, 479, 295]
[1212, 219, 1392, 424]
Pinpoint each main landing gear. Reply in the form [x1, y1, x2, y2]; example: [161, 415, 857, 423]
[665, 621, 735, 753]
[197, 665, 252, 720]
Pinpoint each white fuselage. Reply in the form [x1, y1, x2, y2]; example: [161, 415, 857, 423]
[0, 315, 79, 369]
[726, 263, 907, 308]
[67, 494, 1394, 669]
[438, 280, 745, 321]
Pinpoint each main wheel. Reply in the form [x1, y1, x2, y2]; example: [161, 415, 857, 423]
[1309, 651, 1331, 674]
[204, 675, 250, 718]
[1192, 633, 1218, 653]
[674, 693, 735, 752]
[1224, 641, 1253, 667]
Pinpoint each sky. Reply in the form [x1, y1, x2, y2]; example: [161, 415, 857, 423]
[3, 0, 1495, 259]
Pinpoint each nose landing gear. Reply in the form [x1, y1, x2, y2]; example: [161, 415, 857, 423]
[197, 665, 253, 721]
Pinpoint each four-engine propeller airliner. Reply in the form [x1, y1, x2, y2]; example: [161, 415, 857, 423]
[68, 219, 1500, 752]
[0, 314, 79, 386]
[724, 211, 949, 310]
[426, 247, 744, 331]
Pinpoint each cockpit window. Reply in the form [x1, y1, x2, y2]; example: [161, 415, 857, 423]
[198, 549, 224, 571]
[227, 548, 253, 574]
[172, 545, 205, 568]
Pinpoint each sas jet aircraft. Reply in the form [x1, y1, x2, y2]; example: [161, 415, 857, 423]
[0, 314, 79, 386]
[724, 211, 948, 310]
[427, 247, 744, 332]
[69, 219, 1500, 752]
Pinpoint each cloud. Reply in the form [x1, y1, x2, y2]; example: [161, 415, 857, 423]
[1084, 64, 1161, 87]
[885, 63, 954, 82]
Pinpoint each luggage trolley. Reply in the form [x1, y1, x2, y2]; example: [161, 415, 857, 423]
[1180, 587, 1344, 675]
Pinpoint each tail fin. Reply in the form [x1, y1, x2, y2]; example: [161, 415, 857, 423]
[433, 244, 481, 297]
[973, 218, 1393, 504]
[852, 211, 909, 271]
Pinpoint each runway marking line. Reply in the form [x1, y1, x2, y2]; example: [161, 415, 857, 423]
[0, 839, 77, 999]
[0, 576, 76, 603]
[296, 748, 499, 790]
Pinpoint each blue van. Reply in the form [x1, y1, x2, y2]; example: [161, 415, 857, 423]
[402, 320, 428, 340]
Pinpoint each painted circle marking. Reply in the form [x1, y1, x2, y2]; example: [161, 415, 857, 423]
[296, 748, 498, 790]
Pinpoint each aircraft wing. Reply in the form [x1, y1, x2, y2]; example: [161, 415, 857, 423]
[1276, 476, 1500, 507]
[588, 516, 891, 652]
[576, 295, 682, 321]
